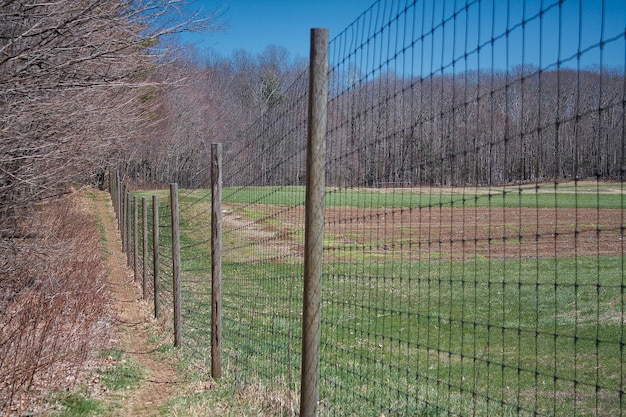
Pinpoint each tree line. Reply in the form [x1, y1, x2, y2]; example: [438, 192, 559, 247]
[126, 58, 624, 189]
[124, 45, 307, 187]
[326, 65, 625, 187]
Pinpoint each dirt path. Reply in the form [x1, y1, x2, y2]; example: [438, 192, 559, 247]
[94, 191, 179, 416]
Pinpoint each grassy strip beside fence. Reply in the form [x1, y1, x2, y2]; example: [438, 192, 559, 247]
[109, 176, 624, 416]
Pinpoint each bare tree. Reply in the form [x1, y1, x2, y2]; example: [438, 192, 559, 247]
[0, 0, 220, 229]
[125, 44, 307, 188]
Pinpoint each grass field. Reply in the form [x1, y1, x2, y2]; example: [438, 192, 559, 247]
[138, 182, 625, 416]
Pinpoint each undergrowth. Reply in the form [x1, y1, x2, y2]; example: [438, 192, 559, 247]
[0, 191, 112, 415]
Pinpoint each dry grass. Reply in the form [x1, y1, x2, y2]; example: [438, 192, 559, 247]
[0, 192, 112, 415]
[164, 378, 298, 417]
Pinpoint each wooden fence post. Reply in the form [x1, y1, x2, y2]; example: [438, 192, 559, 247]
[121, 184, 127, 252]
[142, 196, 148, 299]
[300, 27, 328, 417]
[117, 173, 122, 232]
[108, 169, 115, 218]
[152, 195, 160, 319]
[112, 172, 119, 223]
[211, 143, 223, 379]
[170, 183, 182, 347]
[126, 191, 131, 267]
[133, 196, 139, 282]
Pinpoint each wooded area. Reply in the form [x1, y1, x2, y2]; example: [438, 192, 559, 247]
[0, 0, 219, 229]
[326, 66, 625, 187]
[124, 60, 625, 189]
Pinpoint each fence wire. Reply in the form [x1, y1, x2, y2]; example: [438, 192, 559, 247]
[112, 0, 625, 415]
[218, 69, 309, 404]
[176, 187, 214, 361]
[319, 0, 625, 416]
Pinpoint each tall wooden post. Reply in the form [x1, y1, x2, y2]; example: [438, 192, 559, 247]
[300, 27, 328, 417]
[142, 196, 148, 299]
[126, 191, 131, 267]
[211, 143, 223, 378]
[152, 195, 160, 319]
[117, 173, 122, 231]
[170, 183, 182, 347]
[133, 196, 139, 281]
[121, 184, 127, 252]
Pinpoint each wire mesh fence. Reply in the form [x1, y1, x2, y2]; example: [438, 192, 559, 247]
[110, 0, 625, 415]
[317, 1, 624, 415]
[218, 65, 310, 404]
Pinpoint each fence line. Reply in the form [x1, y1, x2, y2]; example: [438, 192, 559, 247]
[110, 0, 625, 415]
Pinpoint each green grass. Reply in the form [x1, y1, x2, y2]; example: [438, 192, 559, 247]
[51, 349, 144, 417]
[219, 184, 624, 209]
[97, 350, 144, 392]
[130, 183, 624, 416]
[206, 256, 622, 416]
[53, 392, 106, 417]
[318, 256, 624, 416]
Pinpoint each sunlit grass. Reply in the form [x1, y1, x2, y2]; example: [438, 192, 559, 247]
[51, 349, 145, 417]
[220, 183, 624, 209]
[131, 183, 624, 416]
[53, 391, 106, 417]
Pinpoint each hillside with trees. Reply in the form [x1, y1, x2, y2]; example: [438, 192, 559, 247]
[326, 66, 625, 187]
[124, 45, 307, 187]
[0, 1, 217, 412]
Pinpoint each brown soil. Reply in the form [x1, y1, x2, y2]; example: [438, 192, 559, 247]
[94, 191, 179, 416]
[323, 206, 624, 261]
[224, 203, 623, 262]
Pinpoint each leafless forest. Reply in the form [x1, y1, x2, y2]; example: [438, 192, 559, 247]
[127, 61, 625, 189]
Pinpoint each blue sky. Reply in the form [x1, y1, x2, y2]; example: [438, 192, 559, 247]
[184, 0, 373, 60]
[182, 0, 625, 70]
